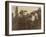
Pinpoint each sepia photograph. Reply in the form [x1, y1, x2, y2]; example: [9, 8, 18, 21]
[12, 6, 41, 30]
[5, 1, 45, 36]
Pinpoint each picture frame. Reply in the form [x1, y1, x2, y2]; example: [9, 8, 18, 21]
[5, 1, 45, 36]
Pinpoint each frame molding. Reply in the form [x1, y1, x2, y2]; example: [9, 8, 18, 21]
[5, 1, 45, 36]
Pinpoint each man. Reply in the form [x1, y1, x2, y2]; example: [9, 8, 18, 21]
[16, 10, 27, 30]
[31, 11, 39, 29]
